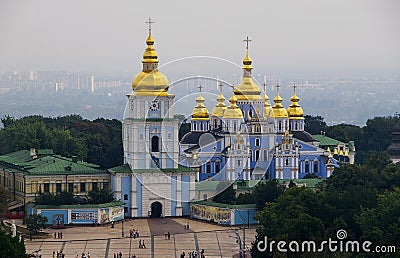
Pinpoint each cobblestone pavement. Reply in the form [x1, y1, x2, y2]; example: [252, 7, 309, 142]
[24, 218, 256, 258]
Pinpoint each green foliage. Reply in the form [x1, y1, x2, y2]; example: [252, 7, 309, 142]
[24, 214, 48, 235]
[0, 186, 10, 221]
[252, 180, 285, 210]
[356, 187, 400, 247]
[251, 161, 400, 257]
[35, 192, 76, 206]
[212, 182, 236, 204]
[0, 115, 123, 168]
[87, 188, 115, 204]
[0, 229, 26, 258]
[304, 115, 327, 135]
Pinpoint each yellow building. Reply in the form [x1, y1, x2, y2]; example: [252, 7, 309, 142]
[0, 149, 110, 205]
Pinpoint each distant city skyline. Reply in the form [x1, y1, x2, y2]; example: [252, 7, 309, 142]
[0, 0, 399, 77]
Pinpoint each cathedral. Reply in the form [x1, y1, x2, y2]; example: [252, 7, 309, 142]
[110, 21, 355, 218]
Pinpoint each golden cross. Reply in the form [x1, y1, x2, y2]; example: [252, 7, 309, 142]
[146, 17, 155, 34]
[198, 84, 203, 92]
[263, 82, 267, 93]
[243, 36, 252, 50]
[276, 83, 281, 95]
[218, 83, 223, 93]
[293, 83, 297, 93]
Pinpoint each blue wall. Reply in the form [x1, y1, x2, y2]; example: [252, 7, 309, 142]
[171, 176, 177, 216]
[121, 176, 132, 216]
[136, 177, 142, 217]
[234, 209, 258, 225]
[71, 209, 98, 224]
[181, 175, 190, 216]
[41, 210, 69, 225]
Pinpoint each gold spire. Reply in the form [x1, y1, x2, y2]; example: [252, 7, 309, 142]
[333, 148, 338, 155]
[132, 18, 169, 96]
[223, 92, 244, 119]
[287, 84, 304, 119]
[271, 84, 288, 118]
[192, 85, 210, 121]
[263, 82, 272, 118]
[211, 83, 227, 117]
[344, 150, 349, 156]
[234, 36, 262, 101]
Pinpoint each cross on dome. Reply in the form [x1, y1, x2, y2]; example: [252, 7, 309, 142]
[243, 36, 252, 50]
[146, 17, 155, 34]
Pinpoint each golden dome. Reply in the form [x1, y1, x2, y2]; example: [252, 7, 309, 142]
[132, 32, 170, 96]
[263, 84, 272, 118]
[192, 95, 210, 121]
[234, 50, 262, 101]
[287, 90, 304, 120]
[223, 94, 244, 119]
[271, 93, 288, 118]
[211, 92, 227, 117]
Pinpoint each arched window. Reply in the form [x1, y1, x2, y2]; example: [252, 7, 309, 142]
[263, 149, 268, 161]
[249, 149, 253, 162]
[305, 160, 310, 173]
[200, 122, 204, 131]
[151, 136, 159, 152]
[313, 160, 319, 173]
[206, 162, 211, 173]
[295, 122, 298, 131]
[124, 194, 128, 200]
[278, 122, 282, 131]
[285, 158, 289, 166]
[215, 160, 221, 173]
[255, 149, 260, 162]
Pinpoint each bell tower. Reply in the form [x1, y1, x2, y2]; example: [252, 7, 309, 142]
[123, 18, 178, 170]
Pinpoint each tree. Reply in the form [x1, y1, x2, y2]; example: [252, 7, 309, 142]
[87, 188, 115, 204]
[252, 180, 285, 210]
[0, 229, 26, 258]
[24, 214, 48, 235]
[0, 186, 10, 222]
[212, 182, 236, 204]
[356, 187, 400, 247]
[252, 187, 326, 258]
[304, 115, 327, 135]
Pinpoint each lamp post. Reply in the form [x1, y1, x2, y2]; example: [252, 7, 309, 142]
[121, 219, 124, 237]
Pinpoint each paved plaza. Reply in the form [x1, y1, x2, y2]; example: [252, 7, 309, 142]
[24, 218, 256, 258]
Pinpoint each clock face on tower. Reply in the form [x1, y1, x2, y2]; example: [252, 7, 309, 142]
[149, 101, 160, 111]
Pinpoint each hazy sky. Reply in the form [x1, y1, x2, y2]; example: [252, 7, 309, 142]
[0, 0, 399, 76]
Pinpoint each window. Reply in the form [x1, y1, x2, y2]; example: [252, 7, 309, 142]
[249, 150, 253, 162]
[44, 183, 50, 193]
[80, 182, 86, 192]
[285, 159, 289, 166]
[168, 133, 172, 140]
[233, 123, 237, 131]
[206, 162, 211, 173]
[255, 149, 260, 161]
[255, 138, 260, 146]
[139, 133, 144, 140]
[124, 194, 128, 200]
[200, 123, 204, 131]
[124, 207, 128, 213]
[237, 159, 241, 166]
[151, 136, 159, 152]
[305, 160, 310, 173]
[295, 122, 298, 131]
[103, 182, 109, 191]
[278, 122, 282, 131]
[203, 194, 208, 200]
[56, 183, 62, 193]
[92, 182, 98, 191]
[68, 183, 74, 193]
[263, 149, 268, 161]
[215, 161, 221, 173]
[313, 160, 319, 173]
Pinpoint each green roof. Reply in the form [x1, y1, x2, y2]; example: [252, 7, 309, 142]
[108, 164, 195, 174]
[34, 201, 125, 209]
[195, 180, 261, 191]
[192, 200, 256, 209]
[279, 178, 324, 189]
[312, 135, 343, 147]
[0, 149, 105, 176]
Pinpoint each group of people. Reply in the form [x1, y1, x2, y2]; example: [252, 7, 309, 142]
[180, 249, 205, 258]
[184, 222, 190, 230]
[75, 252, 90, 258]
[164, 231, 171, 240]
[52, 250, 65, 258]
[129, 228, 140, 238]
[53, 232, 63, 239]
[138, 239, 146, 249]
